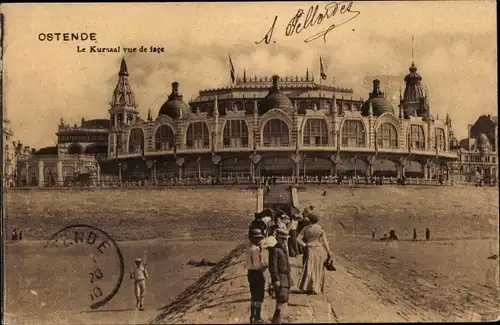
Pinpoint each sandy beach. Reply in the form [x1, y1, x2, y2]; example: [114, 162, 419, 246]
[3, 186, 499, 323]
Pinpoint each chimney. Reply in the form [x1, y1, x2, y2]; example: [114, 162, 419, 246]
[372, 79, 381, 94]
[31, 148, 36, 154]
[271, 75, 280, 91]
[171, 82, 179, 95]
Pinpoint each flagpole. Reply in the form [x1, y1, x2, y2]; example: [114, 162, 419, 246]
[228, 54, 232, 89]
[319, 54, 323, 107]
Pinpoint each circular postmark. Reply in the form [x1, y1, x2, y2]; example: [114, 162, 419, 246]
[43, 224, 124, 309]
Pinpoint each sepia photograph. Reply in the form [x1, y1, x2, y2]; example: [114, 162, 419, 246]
[1, 1, 498, 324]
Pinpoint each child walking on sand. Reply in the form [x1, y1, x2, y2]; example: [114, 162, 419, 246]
[246, 228, 268, 323]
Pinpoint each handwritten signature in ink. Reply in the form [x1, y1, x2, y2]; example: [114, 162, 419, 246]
[256, 1, 361, 45]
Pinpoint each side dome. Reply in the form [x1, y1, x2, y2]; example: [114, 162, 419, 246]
[258, 75, 294, 115]
[361, 79, 395, 116]
[158, 82, 191, 119]
[477, 133, 491, 152]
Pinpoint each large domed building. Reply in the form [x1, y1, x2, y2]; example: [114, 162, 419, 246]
[15, 57, 465, 187]
[101, 57, 458, 183]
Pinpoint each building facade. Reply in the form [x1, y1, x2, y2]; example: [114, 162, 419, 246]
[107, 59, 458, 183]
[15, 118, 106, 187]
[452, 115, 498, 185]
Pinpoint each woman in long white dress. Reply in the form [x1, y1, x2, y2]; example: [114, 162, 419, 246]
[297, 212, 332, 295]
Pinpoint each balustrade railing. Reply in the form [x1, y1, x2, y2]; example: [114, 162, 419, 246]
[114, 144, 456, 157]
[10, 175, 494, 188]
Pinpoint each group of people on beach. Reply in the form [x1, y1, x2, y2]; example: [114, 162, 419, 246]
[372, 227, 431, 241]
[10, 227, 23, 241]
[246, 205, 334, 324]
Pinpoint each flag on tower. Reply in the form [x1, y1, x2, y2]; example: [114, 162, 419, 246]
[229, 54, 236, 85]
[320, 56, 327, 80]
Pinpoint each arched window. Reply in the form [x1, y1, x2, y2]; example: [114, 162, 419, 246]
[409, 124, 425, 149]
[186, 122, 210, 148]
[435, 128, 446, 151]
[377, 123, 398, 149]
[303, 119, 328, 146]
[262, 119, 290, 147]
[223, 120, 249, 148]
[155, 125, 175, 150]
[68, 144, 83, 155]
[128, 128, 144, 154]
[341, 120, 366, 147]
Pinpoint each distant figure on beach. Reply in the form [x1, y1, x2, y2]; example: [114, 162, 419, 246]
[412, 228, 417, 241]
[425, 228, 430, 241]
[268, 228, 292, 324]
[372, 230, 375, 240]
[389, 228, 398, 240]
[129, 258, 149, 311]
[11, 227, 18, 241]
[18, 230, 23, 241]
[381, 233, 389, 241]
[246, 228, 268, 324]
[297, 212, 332, 295]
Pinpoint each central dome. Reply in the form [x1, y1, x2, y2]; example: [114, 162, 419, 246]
[258, 75, 293, 115]
[361, 79, 395, 116]
[158, 82, 191, 119]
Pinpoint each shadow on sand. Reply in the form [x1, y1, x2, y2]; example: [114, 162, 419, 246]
[80, 308, 137, 313]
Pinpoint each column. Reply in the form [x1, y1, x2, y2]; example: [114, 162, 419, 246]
[96, 164, 101, 186]
[177, 157, 185, 180]
[37, 160, 44, 188]
[366, 162, 373, 177]
[295, 162, 300, 179]
[25, 161, 30, 186]
[396, 161, 401, 179]
[153, 161, 157, 184]
[249, 160, 254, 180]
[56, 160, 63, 186]
[423, 163, 429, 179]
[118, 163, 122, 183]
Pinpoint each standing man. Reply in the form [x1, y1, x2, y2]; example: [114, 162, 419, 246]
[413, 228, 417, 241]
[129, 258, 149, 311]
[268, 229, 292, 324]
[371, 229, 376, 241]
[425, 228, 430, 241]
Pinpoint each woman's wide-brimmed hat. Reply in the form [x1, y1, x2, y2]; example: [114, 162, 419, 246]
[308, 212, 321, 223]
[249, 228, 265, 238]
[135, 258, 142, 263]
[276, 228, 290, 239]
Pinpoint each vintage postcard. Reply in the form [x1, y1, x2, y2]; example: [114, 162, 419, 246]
[1, 1, 498, 324]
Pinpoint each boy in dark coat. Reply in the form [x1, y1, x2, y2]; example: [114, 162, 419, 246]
[246, 228, 268, 323]
[268, 228, 292, 324]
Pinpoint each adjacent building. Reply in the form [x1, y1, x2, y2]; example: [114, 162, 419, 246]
[15, 118, 105, 187]
[452, 115, 498, 185]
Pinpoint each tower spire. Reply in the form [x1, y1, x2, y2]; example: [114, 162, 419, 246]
[109, 58, 139, 127]
[119, 57, 129, 76]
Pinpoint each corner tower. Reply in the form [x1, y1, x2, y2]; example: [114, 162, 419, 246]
[108, 58, 139, 128]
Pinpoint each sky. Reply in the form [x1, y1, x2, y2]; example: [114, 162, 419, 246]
[1, 1, 497, 149]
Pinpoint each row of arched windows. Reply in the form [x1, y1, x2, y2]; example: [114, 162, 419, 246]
[120, 120, 447, 153]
